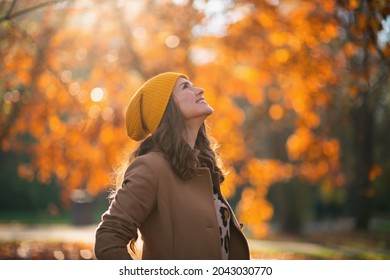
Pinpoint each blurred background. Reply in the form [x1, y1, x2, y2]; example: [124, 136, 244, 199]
[1, 0, 390, 260]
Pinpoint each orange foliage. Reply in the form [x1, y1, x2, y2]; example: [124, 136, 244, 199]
[218, 0, 352, 235]
[268, 104, 284, 120]
[237, 188, 273, 238]
[287, 127, 315, 160]
[242, 159, 294, 191]
[369, 165, 383, 182]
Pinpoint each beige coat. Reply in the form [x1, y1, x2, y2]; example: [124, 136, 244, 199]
[94, 150, 250, 260]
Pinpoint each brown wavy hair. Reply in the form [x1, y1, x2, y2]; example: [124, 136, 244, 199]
[113, 97, 225, 253]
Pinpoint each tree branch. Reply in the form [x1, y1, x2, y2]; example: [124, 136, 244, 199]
[4, 0, 17, 19]
[10, 21, 84, 115]
[111, 1, 146, 78]
[0, 0, 71, 22]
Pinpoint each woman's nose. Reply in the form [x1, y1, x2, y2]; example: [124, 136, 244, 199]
[195, 87, 204, 95]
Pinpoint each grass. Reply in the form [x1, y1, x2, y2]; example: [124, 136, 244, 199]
[0, 209, 103, 225]
[249, 230, 390, 260]
[0, 211, 72, 225]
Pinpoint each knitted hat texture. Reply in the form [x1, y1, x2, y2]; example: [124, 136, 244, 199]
[126, 72, 187, 141]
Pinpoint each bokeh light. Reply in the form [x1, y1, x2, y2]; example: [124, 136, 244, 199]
[90, 87, 105, 102]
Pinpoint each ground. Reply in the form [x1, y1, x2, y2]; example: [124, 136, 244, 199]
[0, 223, 389, 260]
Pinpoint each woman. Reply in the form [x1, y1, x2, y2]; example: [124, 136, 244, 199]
[94, 72, 250, 260]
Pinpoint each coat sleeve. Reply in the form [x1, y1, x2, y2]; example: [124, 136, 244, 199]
[94, 156, 158, 259]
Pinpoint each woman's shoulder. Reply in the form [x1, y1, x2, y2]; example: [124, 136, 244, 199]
[131, 151, 169, 169]
[123, 151, 171, 183]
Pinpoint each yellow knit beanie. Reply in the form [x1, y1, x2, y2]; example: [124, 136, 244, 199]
[126, 72, 188, 141]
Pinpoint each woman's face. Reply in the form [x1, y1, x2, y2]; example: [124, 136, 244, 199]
[172, 77, 213, 125]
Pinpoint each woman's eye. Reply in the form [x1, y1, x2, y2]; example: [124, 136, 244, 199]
[181, 82, 193, 90]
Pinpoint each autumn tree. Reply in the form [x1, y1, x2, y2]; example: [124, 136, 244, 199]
[217, 0, 390, 234]
[1, 0, 199, 193]
[334, 0, 390, 230]
[207, 0, 345, 235]
[1, 0, 267, 229]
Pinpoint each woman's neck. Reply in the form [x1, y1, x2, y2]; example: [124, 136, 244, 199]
[184, 128, 198, 148]
[184, 117, 206, 148]
[184, 122, 203, 148]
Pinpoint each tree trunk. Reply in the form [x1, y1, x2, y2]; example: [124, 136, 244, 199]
[350, 95, 374, 230]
